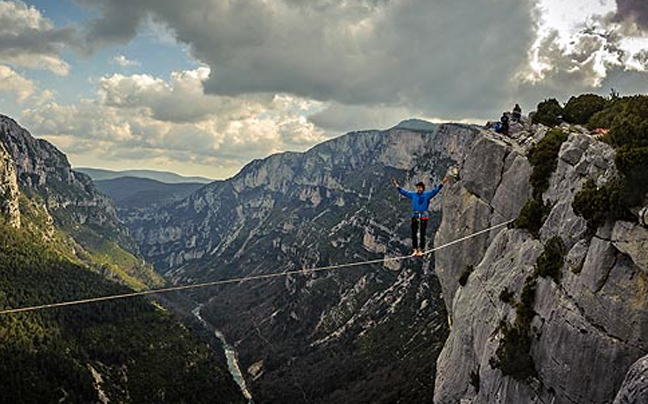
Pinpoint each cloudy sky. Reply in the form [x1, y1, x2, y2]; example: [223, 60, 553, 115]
[1, 0, 648, 178]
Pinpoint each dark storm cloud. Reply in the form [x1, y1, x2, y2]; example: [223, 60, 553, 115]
[80, 0, 148, 48]
[0, 26, 77, 54]
[0, 1, 79, 74]
[615, 0, 648, 30]
[73, 0, 538, 120]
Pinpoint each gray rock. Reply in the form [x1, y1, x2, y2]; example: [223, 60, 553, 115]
[434, 184, 495, 315]
[462, 136, 509, 202]
[491, 153, 533, 220]
[0, 140, 20, 227]
[565, 239, 589, 273]
[540, 199, 587, 248]
[614, 355, 648, 404]
[434, 124, 648, 404]
[612, 221, 648, 273]
[559, 133, 592, 166]
[435, 228, 546, 404]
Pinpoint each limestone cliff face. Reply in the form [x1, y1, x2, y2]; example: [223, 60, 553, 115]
[0, 115, 162, 289]
[0, 115, 132, 247]
[614, 355, 648, 403]
[433, 124, 648, 404]
[0, 139, 20, 227]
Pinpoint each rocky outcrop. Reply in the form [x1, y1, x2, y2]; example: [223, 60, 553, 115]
[614, 355, 648, 404]
[433, 124, 648, 404]
[0, 139, 20, 227]
[434, 130, 533, 315]
[0, 115, 131, 246]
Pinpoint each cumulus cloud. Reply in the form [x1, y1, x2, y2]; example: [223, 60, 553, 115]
[0, 64, 53, 105]
[6, 0, 648, 178]
[73, 0, 648, 123]
[112, 54, 141, 68]
[0, 65, 36, 103]
[22, 67, 328, 178]
[0, 1, 75, 75]
[511, 0, 648, 109]
[72, 0, 539, 120]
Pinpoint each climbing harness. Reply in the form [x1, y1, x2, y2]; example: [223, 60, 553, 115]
[0, 220, 514, 316]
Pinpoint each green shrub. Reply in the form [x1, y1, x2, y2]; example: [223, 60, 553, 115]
[516, 128, 567, 238]
[564, 94, 607, 125]
[533, 99, 564, 127]
[588, 97, 625, 130]
[591, 95, 648, 208]
[572, 180, 627, 232]
[459, 265, 475, 287]
[528, 128, 569, 198]
[489, 323, 536, 380]
[588, 94, 648, 147]
[499, 287, 514, 304]
[534, 236, 566, 283]
[515, 198, 551, 238]
[616, 145, 648, 173]
[516, 277, 537, 328]
[615, 146, 648, 207]
[469, 369, 480, 393]
[490, 277, 537, 381]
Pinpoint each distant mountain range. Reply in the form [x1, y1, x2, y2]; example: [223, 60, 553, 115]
[392, 118, 439, 132]
[76, 167, 214, 184]
[94, 176, 206, 210]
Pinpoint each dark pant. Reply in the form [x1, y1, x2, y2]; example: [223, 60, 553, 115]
[411, 217, 428, 250]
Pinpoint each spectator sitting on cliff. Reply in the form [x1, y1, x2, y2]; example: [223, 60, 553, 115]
[496, 112, 510, 136]
[512, 104, 522, 122]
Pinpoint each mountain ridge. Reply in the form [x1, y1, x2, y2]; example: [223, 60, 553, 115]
[0, 114, 246, 404]
[77, 167, 214, 184]
[122, 122, 479, 403]
[0, 114, 162, 289]
[94, 176, 206, 210]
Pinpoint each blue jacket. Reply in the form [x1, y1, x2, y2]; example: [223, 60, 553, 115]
[398, 184, 443, 218]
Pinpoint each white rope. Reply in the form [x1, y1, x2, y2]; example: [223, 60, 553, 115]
[0, 219, 514, 315]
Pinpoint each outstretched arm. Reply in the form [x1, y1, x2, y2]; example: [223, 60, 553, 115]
[427, 181, 445, 198]
[392, 177, 412, 198]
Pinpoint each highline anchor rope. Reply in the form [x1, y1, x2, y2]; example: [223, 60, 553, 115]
[0, 219, 515, 316]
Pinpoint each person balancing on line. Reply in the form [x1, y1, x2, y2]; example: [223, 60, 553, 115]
[391, 175, 450, 257]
